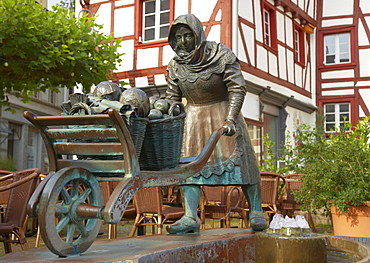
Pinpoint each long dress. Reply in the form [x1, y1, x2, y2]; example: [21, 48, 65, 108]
[166, 14, 260, 186]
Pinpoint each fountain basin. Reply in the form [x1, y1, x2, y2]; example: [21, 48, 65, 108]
[256, 231, 370, 263]
[0, 229, 369, 262]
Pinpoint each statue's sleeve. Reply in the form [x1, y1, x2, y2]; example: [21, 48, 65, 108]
[223, 60, 247, 123]
[166, 61, 183, 102]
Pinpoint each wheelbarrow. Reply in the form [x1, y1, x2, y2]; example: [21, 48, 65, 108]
[23, 109, 225, 257]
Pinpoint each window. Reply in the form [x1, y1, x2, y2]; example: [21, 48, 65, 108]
[324, 33, 350, 65]
[142, 0, 170, 42]
[48, 90, 55, 104]
[324, 103, 350, 132]
[246, 122, 263, 164]
[262, 1, 277, 50]
[264, 10, 271, 46]
[294, 23, 305, 65]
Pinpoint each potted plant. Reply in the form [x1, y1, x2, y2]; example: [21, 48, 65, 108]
[282, 118, 370, 237]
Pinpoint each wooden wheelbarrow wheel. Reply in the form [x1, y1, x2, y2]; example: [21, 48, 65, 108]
[38, 167, 103, 257]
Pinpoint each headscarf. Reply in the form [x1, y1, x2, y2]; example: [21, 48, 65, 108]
[167, 14, 237, 82]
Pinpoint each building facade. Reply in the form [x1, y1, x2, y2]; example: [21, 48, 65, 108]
[317, 0, 370, 132]
[77, 0, 317, 162]
[0, 88, 68, 172]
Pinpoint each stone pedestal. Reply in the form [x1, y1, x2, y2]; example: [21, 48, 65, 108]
[0, 229, 256, 262]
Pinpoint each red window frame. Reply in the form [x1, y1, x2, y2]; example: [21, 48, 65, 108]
[319, 97, 355, 132]
[134, 0, 175, 49]
[294, 22, 305, 66]
[261, 0, 277, 51]
[318, 26, 355, 71]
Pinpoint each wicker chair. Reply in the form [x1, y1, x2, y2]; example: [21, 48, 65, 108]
[281, 174, 303, 217]
[99, 181, 136, 239]
[129, 187, 184, 236]
[260, 172, 286, 222]
[200, 186, 248, 229]
[0, 168, 40, 253]
[0, 170, 14, 222]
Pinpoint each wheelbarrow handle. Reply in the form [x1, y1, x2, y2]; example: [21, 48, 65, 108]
[102, 126, 226, 224]
[139, 126, 227, 187]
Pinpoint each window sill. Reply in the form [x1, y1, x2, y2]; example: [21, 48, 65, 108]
[135, 39, 169, 49]
[318, 62, 356, 71]
[263, 43, 278, 55]
[295, 60, 306, 68]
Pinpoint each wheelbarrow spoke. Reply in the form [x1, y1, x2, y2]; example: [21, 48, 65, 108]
[65, 223, 76, 244]
[56, 216, 70, 233]
[70, 179, 80, 198]
[60, 187, 72, 204]
[55, 203, 69, 216]
[77, 221, 88, 237]
[79, 187, 91, 202]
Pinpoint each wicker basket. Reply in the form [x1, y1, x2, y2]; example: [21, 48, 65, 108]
[139, 102, 186, 171]
[125, 116, 148, 158]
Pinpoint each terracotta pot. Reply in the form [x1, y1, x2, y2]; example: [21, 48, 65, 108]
[331, 204, 370, 238]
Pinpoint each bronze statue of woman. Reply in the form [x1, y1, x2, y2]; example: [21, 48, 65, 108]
[165, 14, 266, 234]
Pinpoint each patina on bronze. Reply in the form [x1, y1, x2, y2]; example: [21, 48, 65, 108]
[23, 108, 225, 257]
[165, 14, 267, 234]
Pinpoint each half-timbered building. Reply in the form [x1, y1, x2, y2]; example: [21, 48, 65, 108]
[317, 0, 370, 132]
[77, 0, 318, 161]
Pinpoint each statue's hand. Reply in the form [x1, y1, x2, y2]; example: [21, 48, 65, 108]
[222, 119, 236, 136]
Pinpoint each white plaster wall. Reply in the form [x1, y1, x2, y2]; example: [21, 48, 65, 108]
[360, 0, 370, 13]
[308, 1, 315, 19]
[285, 106, 315, 138]
[285, 16, 293, 48]
[135, 76, 149, 87]
[237, 32, 249, 65]
[295, 65, 302, 88]
[242, 92, 260, 121]
[114, 40, 134, 72]
[304, 68, 311, 92]
[269, 52, 278, 77]
[297, 0, 305, 11]
[239, 0, 254, 23]
[114, 6, 134, 38]
[163, 45, 175, 66]
[322, 70, 354, 79]
[359, 89, 370, 117]
[115, 0, 134, 6]
[207, 24, 220, 43]
[95, 3, 111, 35]
[242, 71, 315, 106]
[356, 81, 370, 87]
[278, 46, 287, 80]
[175, 0, 188, 17]
[322, 18, 353, 27]
[323, 0, 354, 16]
[359, 49, 370, 77]
[322, 90, 354, 96]
[191, 0, 218, 22]
[239, 24, 255, 66]
[322, 82, 355, 89]
[286, 50, 294, 83]
[154, 74, 167, 86]
[360, 18, 370, 45]
[254, 0, 263, 43]
[137, 48, 159, 69]
[256, 45, 268, 72]
[277, 12, 285, 43]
